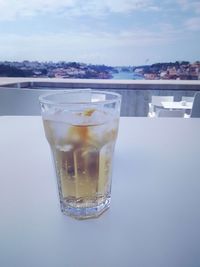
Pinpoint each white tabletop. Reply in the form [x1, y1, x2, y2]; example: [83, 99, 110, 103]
[161, 101, 193, 110]
[0, 116, 200, 267]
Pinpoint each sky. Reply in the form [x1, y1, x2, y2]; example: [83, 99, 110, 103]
[0, 0, 199, 66]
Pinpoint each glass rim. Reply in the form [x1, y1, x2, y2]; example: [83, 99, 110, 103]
[39, 89, 121, 106]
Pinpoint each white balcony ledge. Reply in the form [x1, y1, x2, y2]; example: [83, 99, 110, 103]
[0, 77, 200, 116]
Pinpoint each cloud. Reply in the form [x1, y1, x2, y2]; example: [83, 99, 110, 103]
[100, 0, 156, 13]
[185, 17, 200, 31]
[177, 0, 189, 9]
[0, 20, 197, 66]
[0, 26, 180, 61]
[0, 0, 76, 20]
[0, 0, 160, 20]
[177, 0, 200, 13]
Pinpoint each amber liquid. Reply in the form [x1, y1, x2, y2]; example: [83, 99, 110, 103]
[43, 112, 118, 211]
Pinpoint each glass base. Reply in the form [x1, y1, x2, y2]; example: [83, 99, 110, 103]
[60, 197, 111, 220]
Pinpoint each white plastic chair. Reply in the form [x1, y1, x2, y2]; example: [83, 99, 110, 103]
[157, 109, 185, 118]
[148, 96, 174, 117]
[181, 96, 194, 116]
[0, 88, 64, 115]
[190, 92, 200, 118]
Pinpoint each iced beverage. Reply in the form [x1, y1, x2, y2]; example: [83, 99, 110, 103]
[39, 90, 121, 219]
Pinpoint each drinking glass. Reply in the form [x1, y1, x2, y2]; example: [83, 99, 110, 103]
[39, 89, 121, 219]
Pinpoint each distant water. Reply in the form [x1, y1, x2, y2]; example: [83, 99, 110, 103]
[111, 71, 144, 80]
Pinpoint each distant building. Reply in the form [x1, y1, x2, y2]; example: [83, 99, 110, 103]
[144, 73, 158, 80]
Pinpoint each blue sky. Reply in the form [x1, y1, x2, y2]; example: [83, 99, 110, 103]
[0, 0, 199, 66]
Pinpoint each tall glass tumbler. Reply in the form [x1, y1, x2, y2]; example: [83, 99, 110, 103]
[39, 90, 121, 219]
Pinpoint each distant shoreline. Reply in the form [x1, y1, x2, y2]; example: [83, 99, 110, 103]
[0, 60, 199, 80]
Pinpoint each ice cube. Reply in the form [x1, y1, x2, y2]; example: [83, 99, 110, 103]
[86, 110, 108, 125]
[56, 144, 73, 152]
